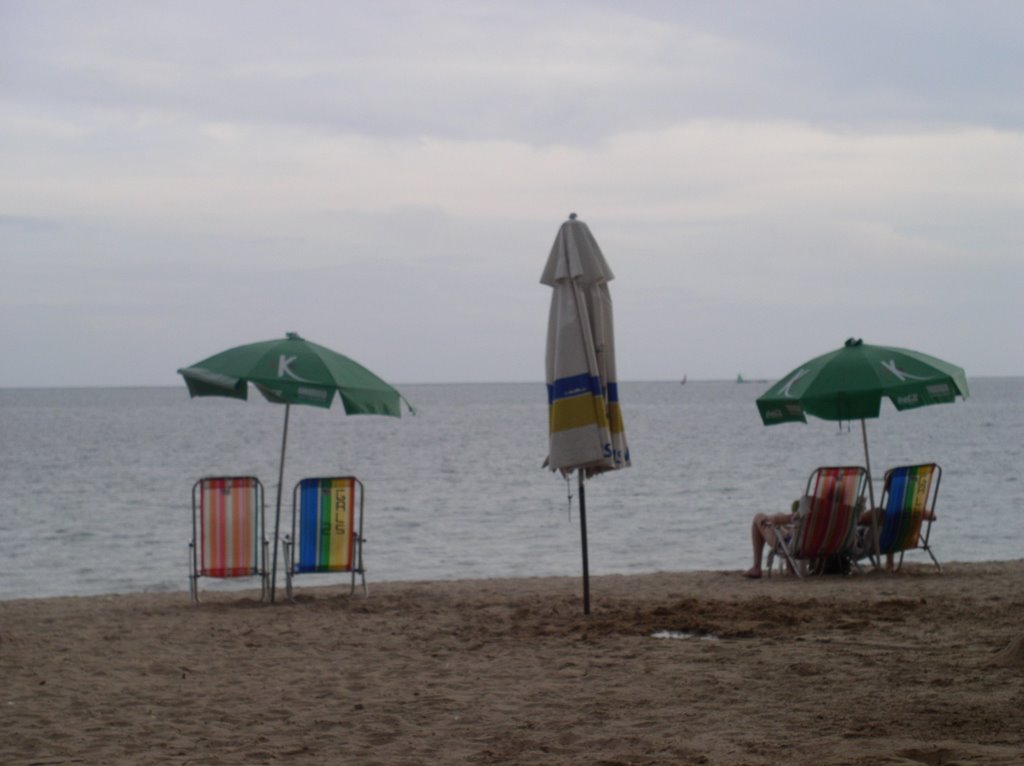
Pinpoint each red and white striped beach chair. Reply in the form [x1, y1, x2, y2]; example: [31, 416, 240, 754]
[189, 476, 269, 603]
[766, 466, 868, 577]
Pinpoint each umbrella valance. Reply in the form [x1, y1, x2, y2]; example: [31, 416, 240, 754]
[178, 366, 248, 399]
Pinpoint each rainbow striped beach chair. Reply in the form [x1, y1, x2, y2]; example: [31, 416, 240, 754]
[767, 466, 868, 577]
[189, 476, 269, 603]
[871, 463, 943, 572]
[283, 477, 366, 600]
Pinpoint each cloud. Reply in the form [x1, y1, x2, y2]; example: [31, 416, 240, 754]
[7, 1, 1021, 144]
[1, 2, 1022, 385]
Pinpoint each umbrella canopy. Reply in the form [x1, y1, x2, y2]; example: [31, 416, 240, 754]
[178, 332, 412, 601]
[179, 332, 412, 415]
[542, 214, 629, 615]
[756, 338, 968, 426]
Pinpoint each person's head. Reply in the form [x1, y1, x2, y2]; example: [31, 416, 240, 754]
[791, 498, 801, 513]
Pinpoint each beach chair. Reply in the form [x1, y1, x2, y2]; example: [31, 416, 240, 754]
[282, 476, 366, 600]
[766, 466, 868, 577]
[865, 463, 943, 572]
[189, 476, 269, 603]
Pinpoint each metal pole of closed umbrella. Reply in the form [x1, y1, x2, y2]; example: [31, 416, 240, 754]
[577, 472, 590, 613]
[542, 214, 630, 616]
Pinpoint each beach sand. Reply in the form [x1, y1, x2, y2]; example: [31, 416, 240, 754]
[2, 561, 1023, 765]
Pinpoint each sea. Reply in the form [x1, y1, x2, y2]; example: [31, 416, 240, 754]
[1, 379, 1021, 601]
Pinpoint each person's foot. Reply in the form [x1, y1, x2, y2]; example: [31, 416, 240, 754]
[743, 567, 762, 579]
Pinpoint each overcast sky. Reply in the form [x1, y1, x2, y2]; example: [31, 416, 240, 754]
[2, 0, 1021, 387]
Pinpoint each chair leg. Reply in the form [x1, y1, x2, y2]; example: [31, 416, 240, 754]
[262, 539, 271, 603]
[348, 568, 368, 597]
[284, 564, 296, 603]
[188, 544, 199, 604]
[924, 546, 943, 573]
[780, 546, 801, 578]
[281, 538, 296, 603]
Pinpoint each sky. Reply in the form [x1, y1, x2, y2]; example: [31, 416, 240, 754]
[2, 0, 1022, 387]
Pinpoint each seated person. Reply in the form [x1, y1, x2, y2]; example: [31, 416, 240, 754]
[744, 498, 802, 579]
[744, 497, 919, 578]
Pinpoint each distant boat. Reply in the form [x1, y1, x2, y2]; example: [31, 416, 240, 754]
[737, 373, 767, 384]
[680, 375, 687, 385]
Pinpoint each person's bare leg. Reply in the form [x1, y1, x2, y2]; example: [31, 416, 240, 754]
[745, 514, 769, 578]
[746, 513, 789, 578]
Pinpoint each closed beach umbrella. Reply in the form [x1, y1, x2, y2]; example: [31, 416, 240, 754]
[179, 332, 413, 601]
[542, 213, 630, 615]
[756, 338, 967, 556]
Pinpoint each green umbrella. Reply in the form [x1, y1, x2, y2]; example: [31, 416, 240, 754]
[178, 332, 413, 602]
[756, 337, 968, 513]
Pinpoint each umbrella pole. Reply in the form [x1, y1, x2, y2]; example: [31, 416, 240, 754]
[578, 470, 591, 616]
[860, 418, 880, 569]
[860, 418, 875, 506]
[270, 403, 291, 603]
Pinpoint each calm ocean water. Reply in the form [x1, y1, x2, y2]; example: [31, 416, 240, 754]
[1, 379, 1021, 600]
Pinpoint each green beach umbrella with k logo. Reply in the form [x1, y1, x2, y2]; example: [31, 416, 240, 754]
[178, 332, 414, 601]
[755, 338, 968, 513]
[178, 331, 412, 415]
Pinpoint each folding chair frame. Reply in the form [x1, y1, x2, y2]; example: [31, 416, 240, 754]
[766, 466, 868, 578]
[876, 463, 943, 573]
[189, 476, 269, 603]
[283, 476, 367, 601]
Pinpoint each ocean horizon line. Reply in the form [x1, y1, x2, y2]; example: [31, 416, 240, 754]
[3, 374, 1021, 392]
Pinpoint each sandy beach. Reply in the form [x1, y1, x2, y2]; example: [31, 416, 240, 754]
[2, 561, 1023, 765]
